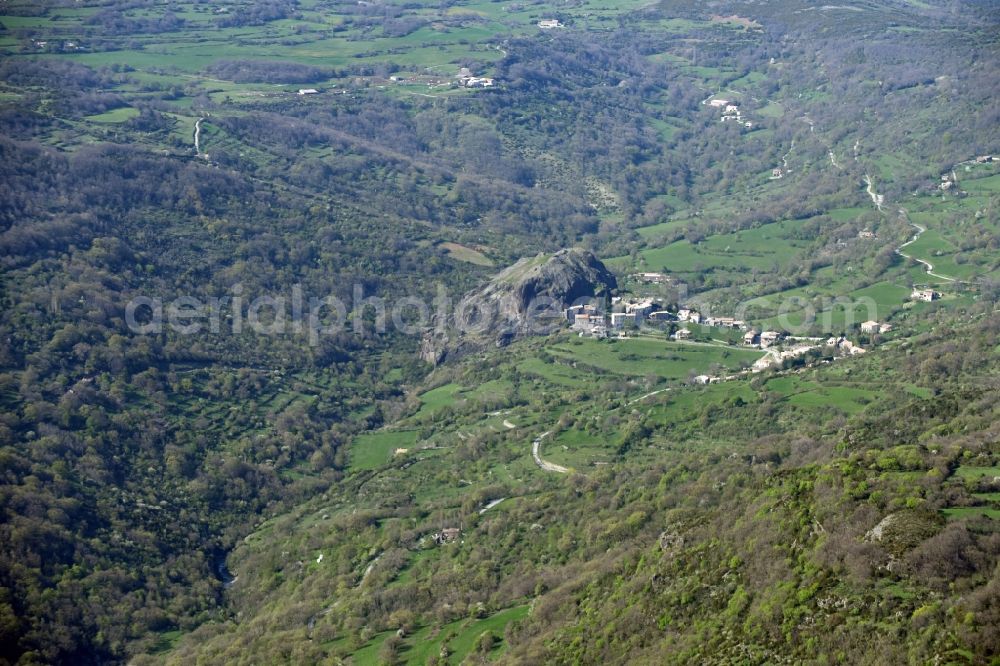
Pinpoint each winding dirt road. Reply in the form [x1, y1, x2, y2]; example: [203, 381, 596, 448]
[895, 214, 956, 282]
[194, 117, 205, 157]
[532, 432, 568, 474]
[864, 174, 884, 212]
[867, 176, 956, 282]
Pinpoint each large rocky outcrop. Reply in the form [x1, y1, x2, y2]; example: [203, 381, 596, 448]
[420, 248, 617, 364]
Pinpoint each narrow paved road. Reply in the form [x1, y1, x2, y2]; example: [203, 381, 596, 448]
[479, 498, 506, 514]
[866, 169, 958, 281]
[864, 174, 884, 212]
[532, 432, 568, 473]
[194, 117, 205, 157]
[628, 388, 671, 405]
[895, 214, 956, 282]
[781, 139, 795, 172]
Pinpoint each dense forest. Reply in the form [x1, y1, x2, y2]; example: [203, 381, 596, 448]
[0, 0, 998, 663]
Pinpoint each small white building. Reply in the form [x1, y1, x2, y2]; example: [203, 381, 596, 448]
[297, 89, 319, 95]
[911, 288, 939, 302]
[632, 272, 669, 284]
[707, 317, 743, 329]
[610, 312, 637, 329]
[565, 304, 598, 322]
[708, 99, 730, 108]
[648, 310, 674, 322]
[677, 309, 702, 324]
[673, 328, 692, 341]
[860, 320, 891, 334]
[537, 19, 563, 29]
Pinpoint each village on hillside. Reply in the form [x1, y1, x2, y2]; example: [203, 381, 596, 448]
[559, 270, 944, 380]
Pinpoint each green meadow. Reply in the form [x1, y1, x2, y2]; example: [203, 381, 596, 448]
[350, 605, 530, 665]
[547, 337, 763, 378]
[350, 430, 420, 470]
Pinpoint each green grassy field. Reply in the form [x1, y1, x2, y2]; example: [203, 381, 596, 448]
[635, 216, 689, 240]
[759, 281, 911, 333]
[439, 242, 495, 266]
[963, 172, 1000, 193]
[383, 605, 529, 665]
[415, 383, 464, 417]
[548, 427, 614, 468]
[764, 376, 877, 414]
[901, 229, 977, 280]
[518, 356, 592, 387]
[611, 217, 815, 276]
[349, 430, 420, 470]
[941, 507, 1000, 521]
[85, 107, 141, 123]
[6, 0, 733, 87]
[955, 466, 1000, 481]
[547, 338, 762, 378]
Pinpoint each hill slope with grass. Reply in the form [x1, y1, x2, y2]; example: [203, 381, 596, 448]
[0, 0, 998, 663]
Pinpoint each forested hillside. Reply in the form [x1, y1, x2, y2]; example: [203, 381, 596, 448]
[0, 0, 997, 664]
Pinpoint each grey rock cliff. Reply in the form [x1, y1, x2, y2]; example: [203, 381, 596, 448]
[420, 248, 617, 364]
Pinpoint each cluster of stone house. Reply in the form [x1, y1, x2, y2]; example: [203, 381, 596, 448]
[566, 293, 896, 379]
[676, 308, 701, 324]
[566, 300, 665, 337]
[703, 316, 746, 329]
[567, 301, 756, 340]
[742, 329, 785, 348]
[709, 98, 753, 129]
[860, 320, 893, 335]
[565, 303, 609, 337]
[751, 343, 821, 372]
[464, 77, 494, 88]
[825, 336, 866, 356]
[457, 67, 495, 88]
[751, 333, 871, 373]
